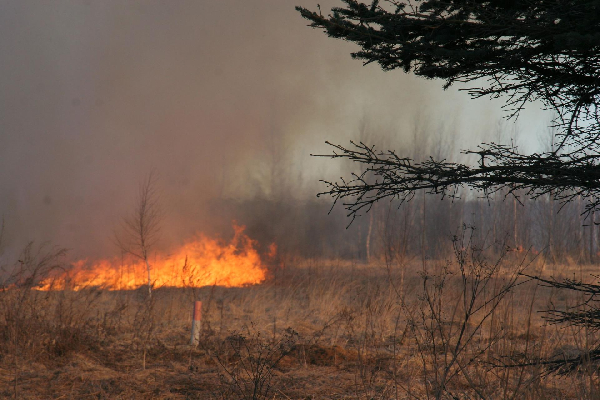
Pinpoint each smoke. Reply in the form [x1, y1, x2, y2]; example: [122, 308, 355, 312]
[0, 0, 540, 260]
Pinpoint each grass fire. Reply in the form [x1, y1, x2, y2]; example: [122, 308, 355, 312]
[37, 225, 269, 291]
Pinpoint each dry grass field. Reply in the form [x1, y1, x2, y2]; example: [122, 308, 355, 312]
[2, 245, 600, 399]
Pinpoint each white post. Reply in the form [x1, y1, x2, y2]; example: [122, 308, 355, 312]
[191, 301, 202, 346]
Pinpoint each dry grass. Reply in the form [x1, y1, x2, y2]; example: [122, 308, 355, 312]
[1, 249, 600, 399]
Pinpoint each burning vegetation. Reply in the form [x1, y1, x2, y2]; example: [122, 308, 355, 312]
[38, 224, 269, 291]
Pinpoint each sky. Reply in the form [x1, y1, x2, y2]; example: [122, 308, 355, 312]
[0, 0, 550, 260]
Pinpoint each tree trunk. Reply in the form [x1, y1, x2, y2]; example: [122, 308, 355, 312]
[366, 211, 373, 264]
[513, 197, 518, 248]
[145, 258, 152, 296]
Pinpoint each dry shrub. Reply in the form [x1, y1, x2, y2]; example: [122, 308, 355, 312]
[203, 324, 299, 400]
[0, 245, 102, 360]
[0, 244, 105, 398]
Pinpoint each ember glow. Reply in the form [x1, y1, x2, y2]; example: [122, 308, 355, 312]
[38, 225, 269, 290]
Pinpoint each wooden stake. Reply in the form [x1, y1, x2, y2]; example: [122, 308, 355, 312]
[190, 301, 202, 346]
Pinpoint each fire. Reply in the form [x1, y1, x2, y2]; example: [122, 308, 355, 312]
[39, 225, 269, 290]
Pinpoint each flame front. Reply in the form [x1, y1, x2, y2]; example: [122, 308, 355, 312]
[39, 225, 268, 290]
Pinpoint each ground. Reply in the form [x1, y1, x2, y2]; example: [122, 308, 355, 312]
[1, 256, 599, 399]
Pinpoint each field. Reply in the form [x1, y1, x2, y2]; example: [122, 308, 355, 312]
[1, 247, 600, 399]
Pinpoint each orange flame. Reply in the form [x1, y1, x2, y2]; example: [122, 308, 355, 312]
[39, 225, 269, 291]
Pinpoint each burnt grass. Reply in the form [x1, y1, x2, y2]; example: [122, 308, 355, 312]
[1, 258, 600, 399]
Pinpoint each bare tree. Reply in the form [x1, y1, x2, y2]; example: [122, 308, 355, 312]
[116, 172, 161, 296]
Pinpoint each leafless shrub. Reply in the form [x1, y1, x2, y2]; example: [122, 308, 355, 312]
[0, 243, 103, 398]
[405, 225, 530, 399]
[204, 324, 298, 400]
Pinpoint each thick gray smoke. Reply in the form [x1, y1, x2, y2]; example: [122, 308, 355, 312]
[0, 1, 538, 260]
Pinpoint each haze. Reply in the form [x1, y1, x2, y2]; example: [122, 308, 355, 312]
[0, 0, 545, 260]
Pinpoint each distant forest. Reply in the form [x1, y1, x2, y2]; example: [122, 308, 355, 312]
[215, 120, 597, 264]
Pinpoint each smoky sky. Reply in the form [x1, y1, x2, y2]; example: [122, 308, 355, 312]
[0, 0, 546, 260]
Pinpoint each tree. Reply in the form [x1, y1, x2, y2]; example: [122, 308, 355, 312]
[116, 172, 161, 296]
[296, 0, 600, 219]
[297, 0, 600, 375]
